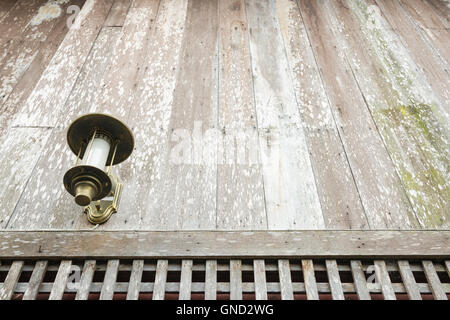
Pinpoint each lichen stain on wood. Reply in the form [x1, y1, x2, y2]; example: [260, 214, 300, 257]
[343, 0, 449, 228]
[29, 0, 69, 26]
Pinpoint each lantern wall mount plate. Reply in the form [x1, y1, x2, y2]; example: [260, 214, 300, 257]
[63, 113, 134, 224]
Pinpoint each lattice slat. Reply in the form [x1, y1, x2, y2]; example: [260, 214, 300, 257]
[350, 260, 371, 300]
[1, 258, 449, 300]
[126, 260, 144, 300]
[23, 261, 47, 301]
[398, 260, 422, 300]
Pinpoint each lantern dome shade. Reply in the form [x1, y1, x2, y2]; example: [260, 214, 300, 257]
[67, 113, 134, 165]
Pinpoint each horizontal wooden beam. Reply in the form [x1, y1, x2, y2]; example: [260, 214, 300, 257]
[0, 231, 448, 259]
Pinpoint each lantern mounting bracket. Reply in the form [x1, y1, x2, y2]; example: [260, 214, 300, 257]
[84, 173, 123, 225]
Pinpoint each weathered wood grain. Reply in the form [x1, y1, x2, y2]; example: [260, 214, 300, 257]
[253, 259, 267, 300]
[278, 259, 294, 300]
[49, 260, 71, 300]
[58, 26, 122, 128]
[104, 0, 132, 26]
[245, 0, 324, 230]
[375, 0, 450, 112]
[302, 259, 319, 300]
[0, 0, 85, 138]
[11, 0, 114, 127]
[90, 0, 160, 119]
[22, 260, 47, 300]
[126, 259, 144, 300]
[179, 259, 193, 300]
[326, 260, 345, 300]
[205, 260, 217, 300]
[0, 260, 23, 300]
[216, 0, 266, 230]
[0, 128, 52, 229]
[105, 0, 189, 230]
[0, 0, 75, 109]
[147, 0, 218, 230]
[75, 259, 96, 300]
[350, 260, 371, 300]
[0, 0, 17, 21]
[275, 0, 368, 229]
[0, 0, 46, 44]
[99, 259, 119, 300]
[334, 0, 449, 229]
[230, 260, 243, 299]
[374, 260, 396, 300]
[0, 231, 448, 259]
[400, 0, 450, 64]
[427, 0, 450, 23]
[153, 259, 168, 300]
[422, 260, 448, 300]
[298, 0, 419, 229]
[0, 0, 448, 235]
[398, 260, 422, 300]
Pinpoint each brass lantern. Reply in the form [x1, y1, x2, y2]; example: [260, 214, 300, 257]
[63, 113, 134, 224]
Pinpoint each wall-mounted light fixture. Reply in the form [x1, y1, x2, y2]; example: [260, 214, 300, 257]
[63, 114, 134, 224]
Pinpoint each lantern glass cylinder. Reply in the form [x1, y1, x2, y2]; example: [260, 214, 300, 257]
[83, 134, 111, 170]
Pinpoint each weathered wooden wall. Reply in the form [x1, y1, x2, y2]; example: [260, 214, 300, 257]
[0, 0, 448, 231]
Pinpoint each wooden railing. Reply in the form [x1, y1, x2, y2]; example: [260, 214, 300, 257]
[0, 231, 449, 300]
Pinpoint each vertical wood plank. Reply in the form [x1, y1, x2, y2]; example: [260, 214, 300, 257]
[49, 260, 72, 300]
[427, 0, 450, 23]
[205, 260, 217, 300]
[374, 260, 396, 300]
[0, 0, 17, 21]
[333, 0, 449, 229]
[298, 0, 419, 229]
[375, 0, 450, 116]
[0, 260, 23, 300]
[0, 128, 51, 229]
[0, 0, 77, 108]
[75, 260, 96, 300]
[302, 259, 319, 300]
[179, 260, 193, 300]
[422, 260, 448, 300]
[11, 0, 114, 127]
[153, 0, 219, 230]
[398, 260, 422, 300]
[104, 0, 132, 26]
[0, 0, 46, 44]
[153, 260, 168, 300]
[253, 259, 267, 300]
[90, 0, 160, 119]
[245, 0, 324, 230]
[23, 260, 47, 300]
[274, 0, 368, 230]
[61, 26, 123, 126]
[230, 260, 243, 300]
[126, 260, 144, 300]
[0, 0, 85, 138]
[216, 0, 266, 230]
[350, 260, 371, 300]
[112, 0, 189, 230]
[278, 259, 294, 300]
[399, 0, 450, 62]
[326, 260, 345, 300]
[99, 259, 120, 300]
